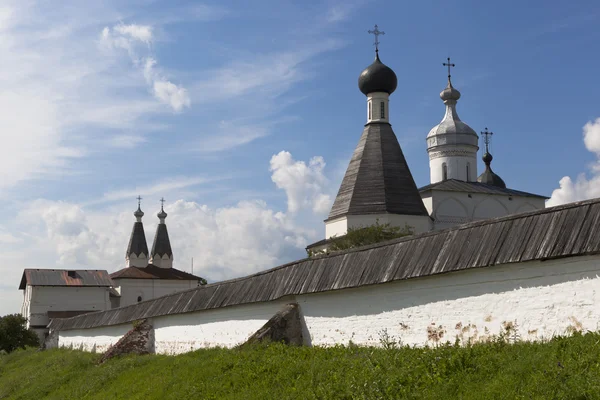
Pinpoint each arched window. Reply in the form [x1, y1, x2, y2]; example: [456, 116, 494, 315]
[137, 296, 142, 303]
[442, 163, 447, 180]
[368, 101, 372, 119]
[380, 102, 385, 119]
[466, 162, 471, 182]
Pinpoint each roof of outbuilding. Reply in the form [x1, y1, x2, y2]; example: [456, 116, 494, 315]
[327, 122, 429, 221]
[110, 264, 201, 281]
[19, 269, 113, 290]
[50, 197, 600, 331]
[419, 179, 548, 199]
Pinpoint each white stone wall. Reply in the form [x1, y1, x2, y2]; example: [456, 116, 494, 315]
[366, 92, 389, 124]
[299, 256, 600, 347]
[113, 278, 199, 308]
[153, 299, 289, 354]
[428, 146, 478, 184]
[55, 255, 600, 354]
[59, 323, 132, 353]
[424, 190, 545, 230]
[325, 213, 432, 239]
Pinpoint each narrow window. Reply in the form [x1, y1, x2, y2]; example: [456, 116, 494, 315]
[442, 163, 447, 180]
[137, 296, 142, 303]
[368, 101, 372, 119]
[380, 102, 385, 119]
[466, 162, 471, 182]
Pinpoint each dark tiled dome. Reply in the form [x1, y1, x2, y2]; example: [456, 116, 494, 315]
[358, 53, 397, 95]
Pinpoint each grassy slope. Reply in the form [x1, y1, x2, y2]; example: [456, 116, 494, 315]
[1, 333, 600, 400]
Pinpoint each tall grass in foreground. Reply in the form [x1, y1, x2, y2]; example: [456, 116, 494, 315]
[1, 332, 600, 399]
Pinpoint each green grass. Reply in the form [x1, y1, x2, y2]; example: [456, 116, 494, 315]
[1, 332, 600, 399]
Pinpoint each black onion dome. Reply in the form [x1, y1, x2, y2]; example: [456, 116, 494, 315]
[477, 152, 506, 188]
[358, 53, 398, 95]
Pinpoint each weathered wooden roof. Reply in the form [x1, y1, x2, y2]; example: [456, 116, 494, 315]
[326, 122, 429, 221]
[19, 269, 113, 290]
[50, 197, 600, 331]
[419, 179, 548, 199]
[151, 223, 173, 258]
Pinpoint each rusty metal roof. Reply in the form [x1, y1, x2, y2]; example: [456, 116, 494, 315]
[50, 197, 600, 331]
[110, 265, 201, 280]
[19, 269, 113, 290]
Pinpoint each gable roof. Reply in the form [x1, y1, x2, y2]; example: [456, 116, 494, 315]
[110, 264, 201, 281]
[327, 122, 429, 221]
[126, 221, 149, 257]
[419, 179, 548, 199]
[19, 269, 113, 290]
[50, 197, 600, 331]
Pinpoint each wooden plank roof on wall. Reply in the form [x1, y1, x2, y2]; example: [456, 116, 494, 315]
[50, 197, 600, 331]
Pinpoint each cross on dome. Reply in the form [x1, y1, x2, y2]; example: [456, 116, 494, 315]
[481, 127, 494, 153]
[443, 57, 455, 79]
[136, 195, 142, 208]
[368, 24, 385, 53]
[160, 197, 166, 210]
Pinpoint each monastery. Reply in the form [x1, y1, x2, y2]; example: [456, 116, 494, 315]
[28, 27, 600, 353]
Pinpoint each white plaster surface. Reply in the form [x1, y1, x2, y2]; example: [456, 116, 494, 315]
[298, 256, 600, 347]
[422, 190, 546, 230]
[153, 300, 289, 354]
[366, 92, 389, 124]
[113, 278, 199, 308]
[326, 213, 431, 239]
[429, 151, 478, 184]
[55, 256, 600, 354]
[59, 323, 132, 353]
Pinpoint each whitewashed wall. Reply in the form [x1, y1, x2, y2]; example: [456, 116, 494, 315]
[113, 278, 199, 307]
[153, 299, 290, 354]
[59, 323, 132, 353]
[421, 190, 546, 230]
[326, 213, 432, 239]
[56, 255, 600, 354]
[25, 286, 111, 328]
[299, 256, 600, 347]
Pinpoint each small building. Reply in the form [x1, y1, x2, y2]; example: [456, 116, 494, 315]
[19, 269, 113, 341]
[109, 200, 204, 308]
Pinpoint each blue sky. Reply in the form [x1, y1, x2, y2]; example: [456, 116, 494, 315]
[1, 0, 599, 314]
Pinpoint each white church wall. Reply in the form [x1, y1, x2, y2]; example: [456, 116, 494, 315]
[114, 278, 199, 308]
[326, 214, 431, 239]
[153, 299, 290, 354]
[59, 323, 133, 353]
[428, 149, 478, 184]
[126, 253, 148, 268]
[298, 255, 600, 347]
[430, 191, 546, 230]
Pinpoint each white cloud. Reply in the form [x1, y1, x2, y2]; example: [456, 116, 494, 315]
[101, 25, 190, 112]
[547, 118, 600, 207]
[108, 134, 146, 148]
[270, 151, 332, 214]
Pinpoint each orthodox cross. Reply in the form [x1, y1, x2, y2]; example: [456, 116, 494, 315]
[443, 57, 455, 79]
[481, 127, 493, 152]
[136, 195, 142, 208]
[160, 197, 166, 210]
[368, 24, 385, 52]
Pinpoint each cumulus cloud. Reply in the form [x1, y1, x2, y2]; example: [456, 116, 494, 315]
[547, 118, 600, 207]
[101, 24, 190, 112]
[270, 151, 332, 214]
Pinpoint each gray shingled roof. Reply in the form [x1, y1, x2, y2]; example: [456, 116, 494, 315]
[327, 122, 429, 221]
[49, 197, 600, 331]
[151, 224, 172, 258]
[419, 179, 548, 199]
[19, 269, 113, 290]
[126, 221, 149, 257]
[110, 265, 200, 280]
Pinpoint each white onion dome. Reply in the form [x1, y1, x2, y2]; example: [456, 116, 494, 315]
[358, 52, 398, 96]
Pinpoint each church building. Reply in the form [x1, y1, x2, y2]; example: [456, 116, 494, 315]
[308, 31, 546, 252]
[109, 199, 204, 308]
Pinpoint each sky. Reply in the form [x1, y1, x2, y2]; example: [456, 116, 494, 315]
[1, 0, 599, 315]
